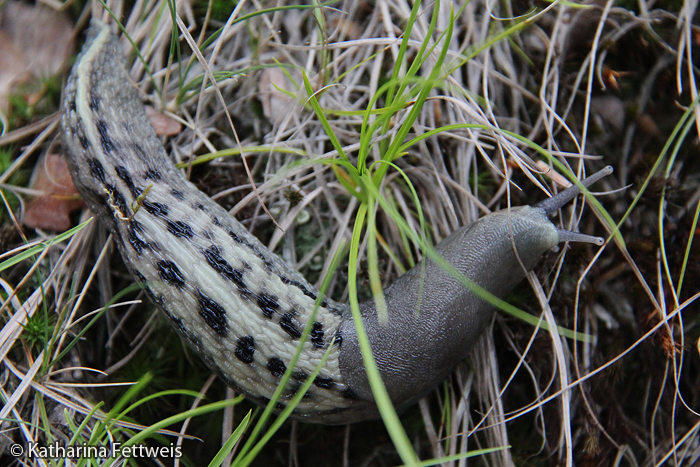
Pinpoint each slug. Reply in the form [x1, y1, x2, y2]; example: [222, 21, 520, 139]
[61, 20, 610, 424]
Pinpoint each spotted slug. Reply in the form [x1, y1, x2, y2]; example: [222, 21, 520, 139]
[61, 20, 610, 424]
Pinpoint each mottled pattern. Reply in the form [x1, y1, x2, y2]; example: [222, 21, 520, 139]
[61, 21, 353, 419]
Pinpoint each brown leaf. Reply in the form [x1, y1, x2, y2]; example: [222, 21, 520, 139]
[0, 29, 28, 112]
[22, 154, 84, 232]
[145, 106, 182, 136]
[1, 2, 74, 75]
[0, 1, 74, 113]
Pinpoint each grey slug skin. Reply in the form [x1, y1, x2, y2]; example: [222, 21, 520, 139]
[62, 20, 575, 425]
[338, 207, 559, 420]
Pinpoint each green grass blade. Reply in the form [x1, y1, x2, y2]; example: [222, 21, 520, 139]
[397, 446, 510, 466]
[366, 198, 388, 323]
[372, 4, 455, 186]
[347, 203, 421, 467]
[207, 410, 252, 467]
[0, 219, 91, 273]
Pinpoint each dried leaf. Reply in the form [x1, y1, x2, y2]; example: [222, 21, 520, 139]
[145, 106, 182, 136]
[0, 1, 74, 113]
[22, 154, 84, 232]
[0, 29, 28, 112]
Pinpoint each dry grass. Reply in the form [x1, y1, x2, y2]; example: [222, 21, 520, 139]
[1, 0, 699, 466]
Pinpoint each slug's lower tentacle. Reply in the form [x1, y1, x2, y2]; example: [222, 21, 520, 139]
[61, 20, 610, 424]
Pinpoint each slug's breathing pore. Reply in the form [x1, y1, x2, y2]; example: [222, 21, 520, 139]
[61, 20, 611, 424]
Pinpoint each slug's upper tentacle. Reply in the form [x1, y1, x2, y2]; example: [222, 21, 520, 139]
[61, 20, 611, 424]
[533, 165, 612, 245]
[535, 165, 613, 215]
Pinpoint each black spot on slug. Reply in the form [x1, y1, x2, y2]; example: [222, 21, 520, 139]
[134, 271, 147, 283]
[279, 313, 302, 339]
[197, 290, 228, 337]
[293, 371, 308, 381]
[267, 358, 287, 377]
[235, 336, 256, 364]
[144, 168, 162, 180]
[95, 120, 116, 154]
[115, 166, 141, 197]
[79, 135, 90, 149]
[290, 384, 313, 399]
[128, 221, 149, 254]
[256, 293, 280, 319]
[171, 189, 185, 200]
[131, 218, 144, 232]
[88, 158, 106, 184]
[157, 260, 185, 288]
[313, 376, 335, 390]
[227, 229, 244, 244]
[143, 201, 169, 218]
[89, 88, 100, 111]
[165, 309, 183, 326]
[311, 322, 325, 348]
[166, 220, 194, 239]
[333, 329, 343, 347]
[279, 276, 319, 303]
[153, 294, 166, 308]
[203, 246, 247, 290]
[342, 388, 358, 400]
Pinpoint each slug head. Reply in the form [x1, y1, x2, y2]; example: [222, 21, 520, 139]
[473, 165, 613, 270]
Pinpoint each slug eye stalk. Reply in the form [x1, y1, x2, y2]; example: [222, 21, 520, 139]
[535, 166, 614, 246]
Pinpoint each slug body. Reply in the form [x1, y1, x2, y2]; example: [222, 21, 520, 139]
[61, 21, 607, 424]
